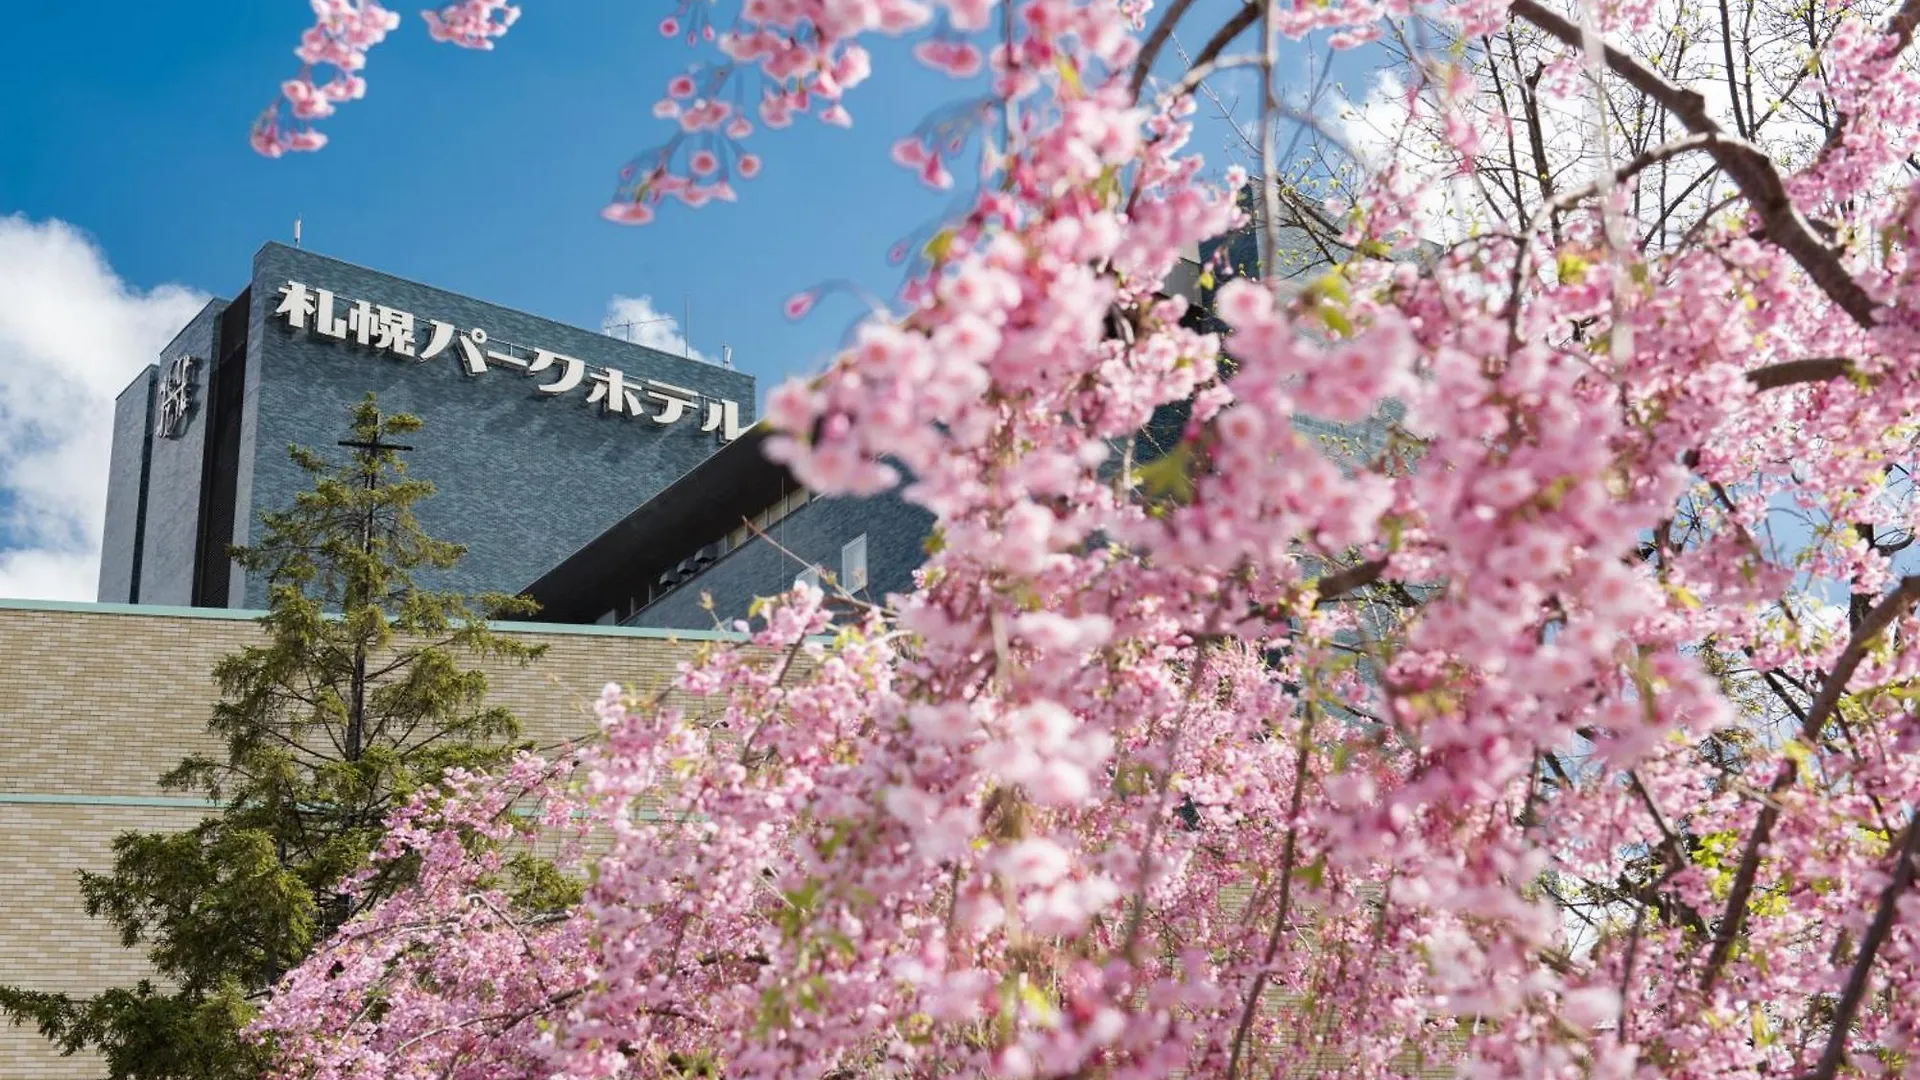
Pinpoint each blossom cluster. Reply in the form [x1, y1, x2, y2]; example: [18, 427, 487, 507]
[250, 0, 1920, 1074]
[252, 0, 517, 158]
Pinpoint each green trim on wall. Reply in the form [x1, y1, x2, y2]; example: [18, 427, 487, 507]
[0, 793, 217, 810]
[0, 792, 673, 823]
[0, 597, 748, 643]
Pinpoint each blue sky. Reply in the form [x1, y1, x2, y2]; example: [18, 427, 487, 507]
[0, 0, 1375, 374]
[0, 0, 1381, 599]
[0, 1, 1004, 378]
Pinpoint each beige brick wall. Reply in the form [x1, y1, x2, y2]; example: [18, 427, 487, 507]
[0, 601, 731, 1079]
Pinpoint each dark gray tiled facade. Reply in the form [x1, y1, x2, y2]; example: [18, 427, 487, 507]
[626, 491, 934, 631]
[99, 243, 754, 610]
[134, 301, 228, 607]
[97, 366, 160, 603]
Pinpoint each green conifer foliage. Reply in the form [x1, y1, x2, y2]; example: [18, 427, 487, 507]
[1, 396, 543, 1079]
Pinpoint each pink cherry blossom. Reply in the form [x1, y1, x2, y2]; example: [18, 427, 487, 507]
[251, 0, 1920, 1076]
[599, 200, 654, 225]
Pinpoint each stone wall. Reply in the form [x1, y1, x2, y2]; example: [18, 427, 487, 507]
[0, 599, 738, 1079]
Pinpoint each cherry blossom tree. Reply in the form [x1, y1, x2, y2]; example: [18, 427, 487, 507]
[244, 0, 1920, 1075]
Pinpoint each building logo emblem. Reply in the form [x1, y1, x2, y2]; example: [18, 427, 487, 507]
[155, 355, 196, 439]
[271, 280, 745, 440]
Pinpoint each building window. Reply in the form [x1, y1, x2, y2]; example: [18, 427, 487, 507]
[796, 566, 821, 591]
[741, 486, 816, 552]
[842, 534, 868, 592]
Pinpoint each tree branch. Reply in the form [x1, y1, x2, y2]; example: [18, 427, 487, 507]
[1700, 575, 1920, 993]
[1508, 0, 1879, 328]
[1314, 558, 1389, 603]
[1799, 815, 1920, 1080]
[1131, 0, 1206, 98]
[1226, 702, 1316, 1080]
[1160, 54, 1267, 106]
[1185, 2, 1262, 100]
[1747, 356, 1858, 390]
[1889, 0, 1920, 56]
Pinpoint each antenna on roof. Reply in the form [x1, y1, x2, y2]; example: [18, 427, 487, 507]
[293, 216, 303, 249]
[721, 344, 733, 369]
[683, 292, 692, 359]
[604, 315, 676, 343]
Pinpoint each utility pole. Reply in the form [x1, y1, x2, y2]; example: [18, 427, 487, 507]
[336, 418, 413, 764]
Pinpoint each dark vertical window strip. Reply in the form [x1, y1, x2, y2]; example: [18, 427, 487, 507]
[193, 290, 251, 607]
[127, 367, 159, 603]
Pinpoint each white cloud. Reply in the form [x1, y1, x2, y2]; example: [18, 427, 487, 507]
[1333, 70, 1413, 173]
[602, 294, 707, 362]
[1333, 72, 1488, 244]
[0, 216, 209, 601]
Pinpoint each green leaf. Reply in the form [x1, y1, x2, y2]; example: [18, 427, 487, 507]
[1054, 54, 1083, 95]
[924, 228, 958, 263]
[1135, 443, 1197, 505]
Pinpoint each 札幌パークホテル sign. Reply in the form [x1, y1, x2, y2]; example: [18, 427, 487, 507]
[273, 280, 745, 440]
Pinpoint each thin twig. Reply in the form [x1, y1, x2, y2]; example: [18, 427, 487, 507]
[1225, 702, 1317, 1079]
[1119, 649, 1214, 958]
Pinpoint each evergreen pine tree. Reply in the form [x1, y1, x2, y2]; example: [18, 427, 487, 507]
[0, 396, 544, 1079]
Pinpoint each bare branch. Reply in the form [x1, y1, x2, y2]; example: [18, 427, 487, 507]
[1186, 2, 1262, 101]
[1508, 0, 1879, 328]
[1226, 703, 1317, 1080]
[1701, 575, 1920, 993]
[1257, 0, 1283, 289]
[1131, 0, 1207, 98]
[1314, 558, 1389, 603]
[1801, 816, 1920, 1080]
[1160, 54, 1268, 106]
[1746, 356, 1858, 390]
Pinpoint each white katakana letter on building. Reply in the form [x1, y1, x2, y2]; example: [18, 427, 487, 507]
[274, 281, 316, 329]
[701, 399, 746, 441]
[643, 379, 699, 424]
[419, 321, 488, 375]
[372, 306, 416, 357]
[586, 367, 645, 416]
[455, 328, 489, 376]
[312, 288, 349, 340]
[484, 345, 527, 370]
[420, 320, 456, 362]
[527, 349, 585, 395]
[154, 355, 196, 439]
